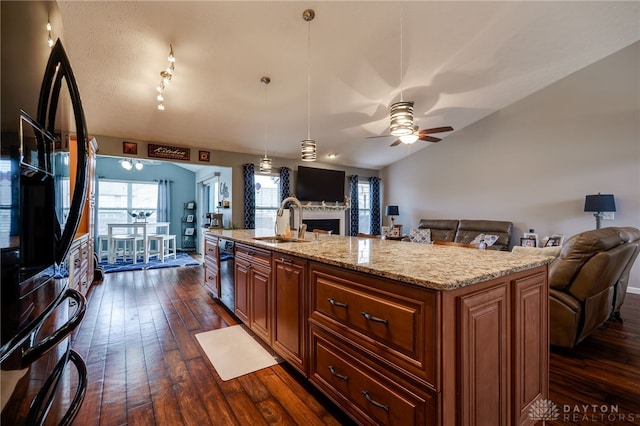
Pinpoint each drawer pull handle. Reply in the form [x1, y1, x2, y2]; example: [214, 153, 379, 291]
[362, 391, 389, 412]
[279, 257, 293, 264]
[361, 312, 388, 325]
[327, 366, 349, 382]
[328, 298, 348, 309]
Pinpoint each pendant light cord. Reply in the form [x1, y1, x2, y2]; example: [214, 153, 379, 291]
[399, 7, 404, 102]
[264, 82, 268, 156]
[307, 18, 312, 141]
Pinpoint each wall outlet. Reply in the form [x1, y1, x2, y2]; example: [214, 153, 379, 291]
[603, 212, 615, 220]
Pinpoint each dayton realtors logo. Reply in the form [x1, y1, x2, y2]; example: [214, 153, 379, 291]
[529, 399, 638, 423]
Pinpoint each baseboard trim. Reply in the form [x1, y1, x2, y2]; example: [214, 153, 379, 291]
[627, 287, 640, 295]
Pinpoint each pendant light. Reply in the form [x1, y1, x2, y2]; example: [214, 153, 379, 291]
[259, 76, 273, 174]
[301, 9, 316, 162]
[389, 8, 419, 144]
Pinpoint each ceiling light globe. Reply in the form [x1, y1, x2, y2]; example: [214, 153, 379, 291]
[400, 133, 419, 144]
[157, 94, 164, 102]
[135, 161, 144, 170]
[121, 160, 132, 170]
[157, 103, 165, 111]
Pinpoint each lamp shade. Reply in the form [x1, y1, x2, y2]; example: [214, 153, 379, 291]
[584, 194, 616, 212]
[385, 205, 399, 216]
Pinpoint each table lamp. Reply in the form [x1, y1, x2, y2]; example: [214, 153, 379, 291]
[385, 205, 399, 228]
[584, 193, 615, 229]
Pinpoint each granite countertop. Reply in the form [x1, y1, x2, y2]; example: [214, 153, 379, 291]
[206, 229, 554, 291]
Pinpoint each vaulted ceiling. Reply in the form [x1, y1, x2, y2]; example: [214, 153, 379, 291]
[56, 1, 639, 170]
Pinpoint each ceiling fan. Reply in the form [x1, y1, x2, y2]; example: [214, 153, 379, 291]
[367, 125, 454, 147]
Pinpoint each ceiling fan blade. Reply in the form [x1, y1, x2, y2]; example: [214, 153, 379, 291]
[420, 126, 454, 135]
[366, 134, 392, 139]
[390, 139, 402, 147]
[420, 135, 442, 143]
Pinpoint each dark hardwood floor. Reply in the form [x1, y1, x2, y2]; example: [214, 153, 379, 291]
[23, 265, 640, 425]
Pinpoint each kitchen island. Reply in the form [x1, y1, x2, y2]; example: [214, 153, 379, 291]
[203, 229, 553, 426]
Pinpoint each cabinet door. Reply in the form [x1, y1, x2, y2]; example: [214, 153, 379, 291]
[273, 255, 306, 375]
[458, 284, 509, 426]
[234, 257, 250, 323]
[250, 263, 271, 343]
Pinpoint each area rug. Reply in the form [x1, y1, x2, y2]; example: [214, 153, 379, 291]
[98, 252, 201, 274]
[195, 325, 281, 381]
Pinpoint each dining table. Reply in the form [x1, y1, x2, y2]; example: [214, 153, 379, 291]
[107, 222, 171, 264]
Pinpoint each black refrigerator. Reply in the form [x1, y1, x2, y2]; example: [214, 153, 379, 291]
[1, 39, 90, 425]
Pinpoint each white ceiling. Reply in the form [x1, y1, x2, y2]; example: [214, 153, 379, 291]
[57, 1, 639, 170]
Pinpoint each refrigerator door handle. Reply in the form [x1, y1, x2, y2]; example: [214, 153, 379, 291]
[25, 347, 87, 426]
[21, 288, 86, 366]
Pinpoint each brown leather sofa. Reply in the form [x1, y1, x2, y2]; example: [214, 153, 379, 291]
[549, 226, 640, 348]
[417, 219, 513, 251]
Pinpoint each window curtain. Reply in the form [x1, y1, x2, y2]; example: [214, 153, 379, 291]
[156, 179, 171, 222]
[280, 167, 291, 204]
[243, 163, 255, 229]
[369, 177, 381, 236]
[348, 175, 359, 236]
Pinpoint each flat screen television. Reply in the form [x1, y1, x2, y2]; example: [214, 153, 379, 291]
[296, 166, 345, 203]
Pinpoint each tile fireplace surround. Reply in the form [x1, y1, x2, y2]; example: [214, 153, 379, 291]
[292, 205, 348, 235]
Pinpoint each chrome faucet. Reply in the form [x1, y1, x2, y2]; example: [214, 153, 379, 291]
[278, 196, 306, 239]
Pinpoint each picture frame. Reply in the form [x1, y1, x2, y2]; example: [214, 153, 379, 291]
[186, 214, 194, 223]
[545, 236, 562, 247]
[523, 232, 539, 247]
[389, 227, 401, 237]
[186, 202, 195, 209]
[381, 226, 390, 237]
[520, 237, 537, 247]
[123, 141, 138, 154]
[199, 150, 210, 162]
[184, 228, 195, 236]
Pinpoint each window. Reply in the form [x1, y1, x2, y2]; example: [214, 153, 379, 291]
[97, 180, 158, 235]
[357, 181, 370, 234]
[255, 174, 280, 230]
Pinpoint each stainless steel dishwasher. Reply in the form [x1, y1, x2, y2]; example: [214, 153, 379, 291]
[218, 238, 235, 311]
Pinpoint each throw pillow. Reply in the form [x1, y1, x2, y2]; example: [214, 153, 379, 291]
[409, 228, 431, 244]
[511, 245, 562, 257]
[470, 234, 499, 246]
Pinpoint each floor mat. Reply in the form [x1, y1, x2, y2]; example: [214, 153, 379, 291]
[98, 252, 200, 273]
[195, 325, 281, 381]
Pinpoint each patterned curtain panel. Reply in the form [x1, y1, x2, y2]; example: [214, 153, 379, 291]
[156, 179, 171, 222]
[243, 163, 255, 229]
[349, 175, 359, 236]
[280, 167, 291, 204]
[369, 177, 381, 236]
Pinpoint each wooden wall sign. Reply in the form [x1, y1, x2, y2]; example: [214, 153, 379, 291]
[148, 143, 190, 161]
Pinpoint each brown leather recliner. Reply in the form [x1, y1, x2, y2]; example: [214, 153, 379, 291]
[549, 226, 640, 348]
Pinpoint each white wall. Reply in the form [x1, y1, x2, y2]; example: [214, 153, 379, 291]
[381, 42, 640, 291]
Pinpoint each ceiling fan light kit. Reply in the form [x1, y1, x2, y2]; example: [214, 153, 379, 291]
[155, 44, 175, 111]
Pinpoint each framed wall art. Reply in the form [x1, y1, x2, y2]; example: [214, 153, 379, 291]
[199, 150, 210, 162]
[123, 141, 138, 154]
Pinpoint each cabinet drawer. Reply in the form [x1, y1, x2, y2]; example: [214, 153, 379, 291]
[235, 244, 271, 267]
[204, 237, 218, 261]
[311, 327, 434, 426]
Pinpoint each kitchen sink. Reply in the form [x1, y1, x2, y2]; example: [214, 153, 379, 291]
[253, 236, 310, 243]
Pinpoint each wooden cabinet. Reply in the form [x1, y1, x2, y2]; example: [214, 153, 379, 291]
[203, 235, 220, 299]
[202, 236, 549, 425]
[67, 234, 92, 296]
[440, 266, 549, 426]
[272, 254, 307, 375]
[68, 135, 97, 293]
[234, 243, 272, 344]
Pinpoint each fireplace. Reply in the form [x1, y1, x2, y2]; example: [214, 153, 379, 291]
[292, 205, 348, 235]
[303, 219, 340, 234]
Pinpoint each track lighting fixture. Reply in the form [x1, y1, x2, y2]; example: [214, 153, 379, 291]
[155, 44, 175, 110]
